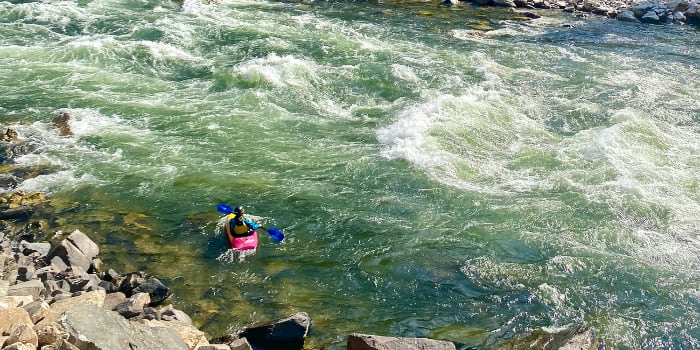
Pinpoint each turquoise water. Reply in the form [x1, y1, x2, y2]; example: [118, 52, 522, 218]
[1, 0, 700, 348]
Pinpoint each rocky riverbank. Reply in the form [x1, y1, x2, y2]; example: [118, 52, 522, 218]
[1, 119, 608, 350]
[449, 0, 700, 25]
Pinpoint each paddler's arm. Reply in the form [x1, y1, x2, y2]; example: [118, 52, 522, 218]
[243, 217, 261, 230]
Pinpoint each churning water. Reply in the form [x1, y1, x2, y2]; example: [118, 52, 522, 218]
[1, 0, 699, 347]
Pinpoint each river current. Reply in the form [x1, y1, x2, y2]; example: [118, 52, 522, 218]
[1, 0, 699, 348]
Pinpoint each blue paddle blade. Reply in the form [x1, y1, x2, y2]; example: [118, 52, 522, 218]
[217, 203, 233, 214]
[267, 227, 285, 242]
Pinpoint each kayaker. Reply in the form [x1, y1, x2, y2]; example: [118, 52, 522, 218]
[225, 205, 261, 238]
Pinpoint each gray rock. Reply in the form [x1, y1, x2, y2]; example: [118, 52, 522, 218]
[641, 10, 662, 22]
[58, 301, 188, 350]
[45, 230, 99, 272]
[197, 345, 233, 350]
[159, 304, 192, 324]
[131, 276, 171, 306]
[239, 312, 311, 350]
[21, 299, 50, 323]
[617, 9, 641, 20]
[40, 338, 81, 350]
[347, 333, 456, 350]
[19, 240, 51, 257]
[7, 279, 44, 298]
[114, 292, 151, 319]
[103, 291, 128, 311]
[494, 0, 517, 6]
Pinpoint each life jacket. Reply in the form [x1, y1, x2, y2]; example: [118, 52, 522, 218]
[226, 214, 254, 237]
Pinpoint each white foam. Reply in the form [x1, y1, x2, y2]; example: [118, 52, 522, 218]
[233, 53, 320, 88]
[16, 170, 101, 195]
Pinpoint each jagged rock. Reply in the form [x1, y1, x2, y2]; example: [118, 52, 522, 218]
[63, 266, 101, 293]
[1, 255, 18, 284]
[58, 301, 188, 350]
[159, 304, 192, 324]
[228, 339, 252, 350]
[3, 323, 38, 349]
[41, 338, 80, 350]
[140, 319, 209, 350]
[118, 272, 171, 306]
[2, 128, 18, 142]
[7, 280, 44, 299]
[686, 2, 700, 23]
[97, 280, 117, 293]
[35, 324, 68, 348]
[346, 333, 456, 350]
[103, 292, 128, 311]
[21, 300, 50, 323]
[239, 312, 311, 350]
[141, 307, 160, 320]
[0, 308, 33, 334]
[1, 342, 34, 350]
[0, 279, 8, 298]
[5, 295, 34, 307]
[197, 344, 233, 350]
[617, 9, 640, 21]
[19, 241, 51, 257]
[102, 268, 120, 283]
[45, 230, 99, 272]
[114, 292, 150, 319]
[36, 290, 105, 328]
[51, 113, 73, 137]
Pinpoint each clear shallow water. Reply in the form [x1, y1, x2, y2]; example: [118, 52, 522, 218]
[1, 0, 699, 348]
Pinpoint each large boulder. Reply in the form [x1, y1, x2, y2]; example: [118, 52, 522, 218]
[0, 308, 33, 334]
[239, 312, 311, 350]
[686, 1, 700, 23]
[347, 333, 456, 350]
[58, 301, 188, 350]
[45, 230, 99, 272]
[36, 290, 106, 327]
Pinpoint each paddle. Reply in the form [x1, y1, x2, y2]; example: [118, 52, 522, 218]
[217, 203, 285, 242]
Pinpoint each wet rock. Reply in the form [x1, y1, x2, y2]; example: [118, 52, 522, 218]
[0, 206, 34, 222]
[346, 333, 456, 350]
[239, 312, 311, 350]
[51, 112, 73, 137]
[2, 128, 18, 142]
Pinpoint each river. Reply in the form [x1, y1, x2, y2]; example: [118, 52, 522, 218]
[1, 0, 699, 348]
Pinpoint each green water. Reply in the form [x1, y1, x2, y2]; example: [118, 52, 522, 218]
[1, 0, 700, 348]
